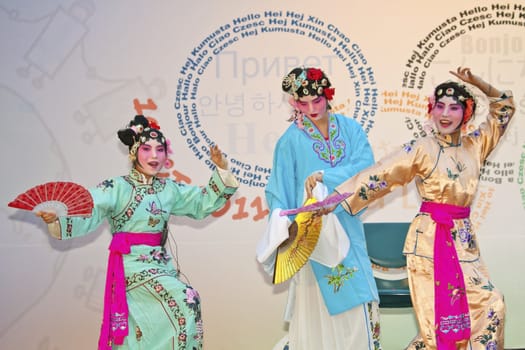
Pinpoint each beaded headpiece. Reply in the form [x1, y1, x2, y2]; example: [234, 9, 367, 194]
[117, 115, 167, 161]
[282, 67, 335, 101]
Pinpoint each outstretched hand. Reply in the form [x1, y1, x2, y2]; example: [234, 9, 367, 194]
[36, 211, 57, 224]
[210, 144, 228, 170]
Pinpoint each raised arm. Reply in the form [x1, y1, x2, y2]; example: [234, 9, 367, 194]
[450, 66, 506, 98]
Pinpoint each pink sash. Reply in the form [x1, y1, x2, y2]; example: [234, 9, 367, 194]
[98, 232, 162, 350]
[420, 202, 471, 349]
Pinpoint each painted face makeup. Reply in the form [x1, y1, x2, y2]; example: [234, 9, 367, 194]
[295, 95, 328, 121]
[431, 96, 464, 136]
[135, 139, 167, 178]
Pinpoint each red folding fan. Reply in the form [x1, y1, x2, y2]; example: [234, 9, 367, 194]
[8, 181, 94, 217]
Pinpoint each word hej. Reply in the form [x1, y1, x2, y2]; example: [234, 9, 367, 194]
[174, 9, 378, 192]
[402, 4, 525, 89]
[178, 10, 372, 80]
[382, 90, 426, 109]
[381, 89, 427, 118]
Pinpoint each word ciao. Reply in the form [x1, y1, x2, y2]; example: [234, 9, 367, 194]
[174, 9, 377, 191]
[402, 4, 525, 89]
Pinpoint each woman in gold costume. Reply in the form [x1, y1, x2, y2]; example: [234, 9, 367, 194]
[305, 67, 515, 350]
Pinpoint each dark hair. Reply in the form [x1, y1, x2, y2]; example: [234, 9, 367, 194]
[117, 115, 167, 150]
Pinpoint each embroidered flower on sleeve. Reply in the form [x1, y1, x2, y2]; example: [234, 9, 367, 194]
[402, 140, 416, 153]
[358, 175, 388, 201]
[468, 129, 481, 137]
[184, 286, 201, 315]
[185, 287, 200, 304]
[97, 179, 114, 191]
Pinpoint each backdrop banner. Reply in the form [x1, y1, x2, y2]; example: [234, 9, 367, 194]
[1, 1, 524, 349]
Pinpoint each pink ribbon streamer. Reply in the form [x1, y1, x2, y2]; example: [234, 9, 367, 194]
[420, 202, 471, 349]
[98, 232, 162, 350]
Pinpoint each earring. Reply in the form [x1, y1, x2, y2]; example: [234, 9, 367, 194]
[287, 109, 305, 129]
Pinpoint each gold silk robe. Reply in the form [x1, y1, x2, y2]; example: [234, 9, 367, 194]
[335, 93, 515, 350]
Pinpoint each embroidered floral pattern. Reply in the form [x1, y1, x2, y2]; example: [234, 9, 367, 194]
[209, 181, 220, 195]
[111, 174, 166, 231]
[324, 263, 358, 293]
[451, 219, 476, 249]
[403, 140, 417, 153]
[184, 287, 201, 315]
[65, 217, 73, 238]
[473, 308, 501, 350]
[97, 179, 114, 191]
[413, 340, 426, 349]
[367, 303, 382, 350]
[126, 268, 203, 348]
[482, 280, 495, 292]
[358, 175, 387, 201]
[457, 228, 472, 245]
[206, 177, 234, 200]
[126, 268, 177, 286]
[468, 129, 481, 137]
[301, 114, 346, 166]
[137, 248, 171, 265]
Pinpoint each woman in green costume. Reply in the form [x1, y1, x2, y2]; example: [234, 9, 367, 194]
[37, 115, 239, 349]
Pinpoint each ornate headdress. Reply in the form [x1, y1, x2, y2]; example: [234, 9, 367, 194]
[117, 115, 167, 161]
[282, 67, 335, 101]
[428, 81, 476, 126]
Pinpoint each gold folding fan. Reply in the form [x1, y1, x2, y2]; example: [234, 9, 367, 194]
[273, 198, 323, 284]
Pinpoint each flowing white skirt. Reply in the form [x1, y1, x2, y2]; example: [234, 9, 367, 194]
[275, 264, 381, 350]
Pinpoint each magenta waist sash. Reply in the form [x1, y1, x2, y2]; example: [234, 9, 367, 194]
[98, 232, 162, 350]
[420, 202, 471, 349]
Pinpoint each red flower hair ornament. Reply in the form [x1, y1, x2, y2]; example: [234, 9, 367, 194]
[427, 96, 435, 114]
[324, 87, 335, 101]
[307, 68, 324, 81]
[462, 98, 475, 125]
[148, 119, 161, 130]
